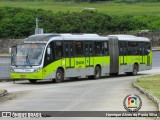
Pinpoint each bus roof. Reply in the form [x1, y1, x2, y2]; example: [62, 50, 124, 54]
[21, 34, 150, 44]
[22, 34, 60, 43]
[59, 33, 107, 41]
[108, 35, 150, 42]
[60, 33, 100, 37]
[22, 33, 108, 43]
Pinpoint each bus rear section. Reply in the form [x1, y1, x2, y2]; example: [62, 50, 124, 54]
[108, 35, 152, 76]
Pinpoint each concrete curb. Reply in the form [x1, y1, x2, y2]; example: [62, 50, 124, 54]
[132, 82, 160, 112]
[152, 49, 160, 51]
[0, 89, 8, 98]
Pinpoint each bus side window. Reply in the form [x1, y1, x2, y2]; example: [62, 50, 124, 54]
[128, 42, 139, 55]
[119, 41, 127, 56]
[70, 43, 74, 57]
[144, 42, 151, 55]
[124, 42, 127, 55]
[95, 42, 102, 56]
[55, 41, 63, 59]
[84, 42, 93, 56]
[75, 41, 83, 56]
[89, 43, 93, 56]
[85, 43, 89, 56]
[65, 41, 74, 57]
[44, 41, 54, 67]
[103, 41, 108, 55]
[65, 42, 69, 57]
[139, 42, 144, 55]
[119, 42, 123, 56]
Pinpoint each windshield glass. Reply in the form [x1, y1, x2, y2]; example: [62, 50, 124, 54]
[11, 44, 46, 66]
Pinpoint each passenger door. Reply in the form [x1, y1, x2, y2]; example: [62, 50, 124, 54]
[85, 42, 94, 67]
[65, 41, 75, 69]
[139, 42, 145, 64]
[119, 41, 127, 65]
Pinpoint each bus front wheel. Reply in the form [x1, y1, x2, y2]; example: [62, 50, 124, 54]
[54, 69, 64, 83]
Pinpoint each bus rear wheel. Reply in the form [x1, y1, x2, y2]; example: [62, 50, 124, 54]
[29, 79, 37, 83]
[126, 64, 138, 76]
[54, 69, 64, 83]
[132, 64, 138, 76]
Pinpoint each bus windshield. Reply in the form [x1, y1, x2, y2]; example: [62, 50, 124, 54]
[11, 44, 46, 66]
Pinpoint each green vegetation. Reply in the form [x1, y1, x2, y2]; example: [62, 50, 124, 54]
[0, 0, 160, 38]
[135, 75, 160, 99]
[0, 1, 160, 15]
[0, 7, 160, 38]
[0, 0, 160, 2]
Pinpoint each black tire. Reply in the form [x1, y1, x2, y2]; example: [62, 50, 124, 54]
[95, 66, 101, 79]
[71, 77, 79, 80]
[29, 79, 37, 83]
[132, 64, 138, 76]
[109, 73, 118, 76]
[91, 66, 101, 79]
[54, 69, 64, 83]
[126, 64, 138, 76]
[126, 72, 132, 76]
[88, 75, 94, 79]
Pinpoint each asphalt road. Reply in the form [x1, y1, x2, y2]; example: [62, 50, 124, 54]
[152, 51, 160, 68]
[0, 70, 159, 120]
[0, 51, 160, 120]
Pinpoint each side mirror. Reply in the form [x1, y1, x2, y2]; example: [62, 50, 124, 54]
[47, 46, 51, 55]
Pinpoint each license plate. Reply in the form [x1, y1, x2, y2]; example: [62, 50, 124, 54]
[20, 75, 26, 78]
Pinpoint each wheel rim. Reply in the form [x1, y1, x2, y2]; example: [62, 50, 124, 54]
[95, 67, 100, 78]
[96, 70, 99, 77]
[133, 66, 137, 75]
[57, 72, 62, 80]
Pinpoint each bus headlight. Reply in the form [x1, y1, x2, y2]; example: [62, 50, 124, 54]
[34, 68, 41, 72]
[34, 70, 40, 72]
[10, 68, 14, 72]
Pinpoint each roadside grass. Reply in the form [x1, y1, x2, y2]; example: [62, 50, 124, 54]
[0, 1, 160, 15]
[152, 47, 160, 50]
[0, 54, 10, 57]
[135, 75, 160, 100]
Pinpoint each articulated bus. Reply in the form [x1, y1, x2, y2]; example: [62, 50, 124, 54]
[10, 34, 152, 83]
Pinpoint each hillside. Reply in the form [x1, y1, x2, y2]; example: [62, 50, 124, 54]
[0, 1, 160, 15]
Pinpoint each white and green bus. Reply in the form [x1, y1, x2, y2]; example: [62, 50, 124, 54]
[10, 34, 152, 83]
